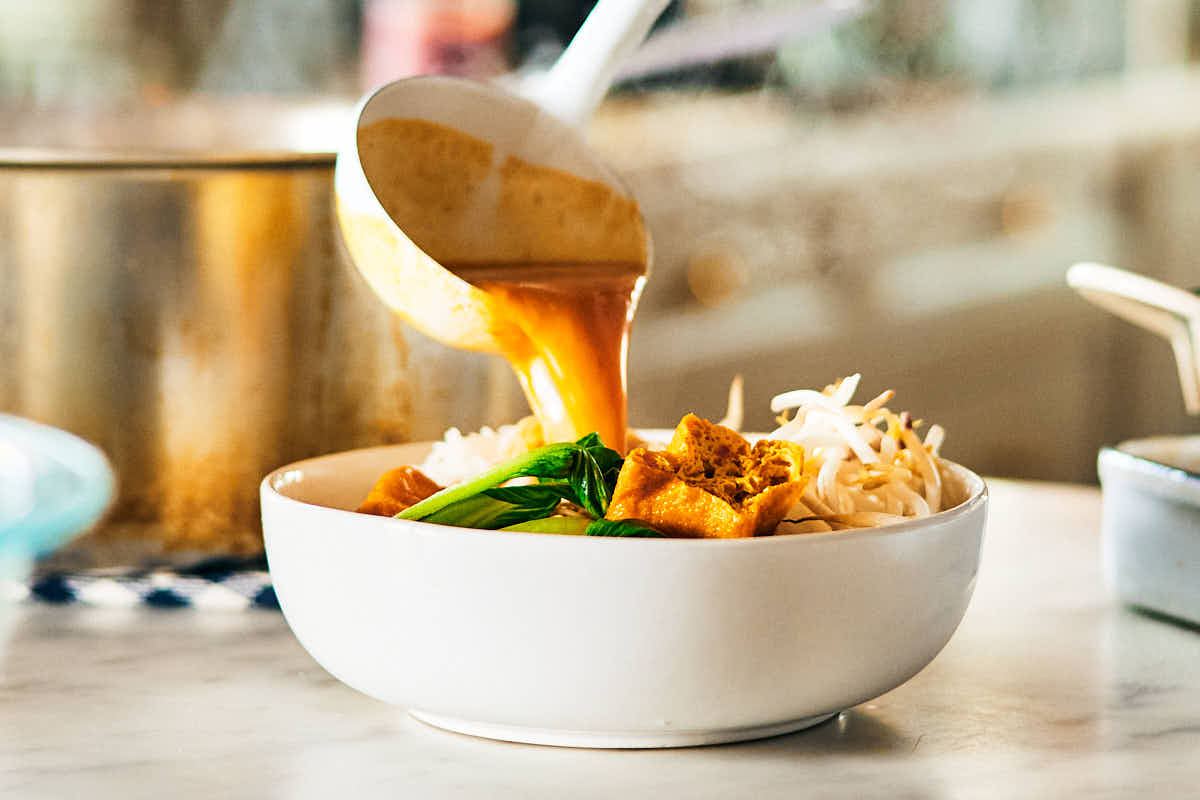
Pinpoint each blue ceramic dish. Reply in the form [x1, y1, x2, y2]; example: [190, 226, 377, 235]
[0, 414, 115, 561]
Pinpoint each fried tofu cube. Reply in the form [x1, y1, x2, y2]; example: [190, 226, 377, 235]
[357, 465, 442, 517]
[605, 414, 808, 538]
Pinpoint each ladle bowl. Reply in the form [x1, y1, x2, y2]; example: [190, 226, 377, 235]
[334, 0, 667, 450]
[333, 75, 651, 353]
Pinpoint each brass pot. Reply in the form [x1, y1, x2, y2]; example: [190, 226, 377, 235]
[0, 100, 524, 567]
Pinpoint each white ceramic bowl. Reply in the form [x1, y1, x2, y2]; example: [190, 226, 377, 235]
[1098, 436, 1200, 626]
[262, 442, 988, 748]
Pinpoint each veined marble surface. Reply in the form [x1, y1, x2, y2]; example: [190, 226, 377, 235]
[1, 480, 1198, 799]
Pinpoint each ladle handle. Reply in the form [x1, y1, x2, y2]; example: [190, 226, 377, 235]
[614, 0, 868, 82]
[530, 0, 672, 127]
[1067, 262, 1200, 414]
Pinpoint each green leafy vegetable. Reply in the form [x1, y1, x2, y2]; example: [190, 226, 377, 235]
[565, 432, 623, 518]
[500, 517, 664, 537]
[420, 488, 563, 529]
[396, 435, 624, 528]
[500, 517, 591, 535]
[484, 483, 576, 507]
[584, 518, 664, 537]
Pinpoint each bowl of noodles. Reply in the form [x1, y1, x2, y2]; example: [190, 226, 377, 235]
[261, 376, 987, 748]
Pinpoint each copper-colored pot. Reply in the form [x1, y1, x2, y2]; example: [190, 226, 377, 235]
[0, 99, 524, 567]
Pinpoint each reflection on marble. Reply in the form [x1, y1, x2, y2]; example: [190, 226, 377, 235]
[0, 481, 1198, 799]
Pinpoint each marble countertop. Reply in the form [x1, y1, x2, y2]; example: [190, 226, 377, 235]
[2, 479, 1198, 798]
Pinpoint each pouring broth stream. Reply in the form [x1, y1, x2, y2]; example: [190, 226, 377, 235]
[449, 262, 644, 453]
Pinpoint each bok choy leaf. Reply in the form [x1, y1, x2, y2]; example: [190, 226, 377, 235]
[583, 519, 664, 537]
[396, 435, 624, 527]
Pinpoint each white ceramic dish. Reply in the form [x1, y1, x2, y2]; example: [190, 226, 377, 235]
[1098, 436, 1200, 627]
[261, 442, 988, 748]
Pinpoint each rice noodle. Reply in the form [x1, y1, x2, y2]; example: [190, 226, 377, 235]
[768, 376, 951, 532]
[778, 518, 836, 534]
[863, 389, 894, 414]
[878, 432, 897, 463]
[814, 408, 879, 465]
[892, 482, 931, 517]
[816, 446, 847, 506]
[925, 424, 945, 454]
[770, 373, 860, 414]
[799, 484, 837, 517]
[825, 511, 909, 527]
[779, 501, 834, 533]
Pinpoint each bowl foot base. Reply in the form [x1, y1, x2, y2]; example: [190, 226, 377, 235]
[408, 708, 838, 748]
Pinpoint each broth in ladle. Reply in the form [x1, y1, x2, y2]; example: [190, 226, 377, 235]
[354, 118, 648, 452]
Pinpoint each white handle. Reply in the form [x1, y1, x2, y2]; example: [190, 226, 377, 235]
[1067, 262, 1200, 414]
[525, 0, 672, 127]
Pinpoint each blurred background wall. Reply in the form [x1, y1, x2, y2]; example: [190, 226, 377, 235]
[2, 0, 1198, 484]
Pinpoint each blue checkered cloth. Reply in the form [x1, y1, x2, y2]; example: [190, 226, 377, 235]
[18, 557, 278, 610]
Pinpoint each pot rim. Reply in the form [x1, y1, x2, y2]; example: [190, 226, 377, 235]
[0, 96, 348, 168]
[0, 147, 335, 169]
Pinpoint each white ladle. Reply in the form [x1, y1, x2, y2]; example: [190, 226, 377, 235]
[334, 0, 669, 448]
[334, 0, 668, 349]
[1067, 262, 1200, 414]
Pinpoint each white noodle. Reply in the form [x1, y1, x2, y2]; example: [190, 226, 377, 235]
[771, 390, 835, 413]
[824, 511, 909, 528]
[769, 373, 860, 414]
[857, 489, 884, 512]
[878, 434, 897, 463]
[801, 484, 837, 516]
[837, 482, 856, 515]
[807, 408, 879, 465]
[892, 482, 931, 517]
[830, 373, 862, 406]
[778, 501, 835, 534]
[863, 389, 894, 413]
[881, 486, 903, 515]
[925, 424, 945, 455]
[900, 427, 941, 513]
[779, 519, 836, 534]
[817, 446, 846, 505]
[858, 423, 884, 447]
[772, 376, 951, 532]
[768, 418, 810, 442]
[785, 499, 817, 518]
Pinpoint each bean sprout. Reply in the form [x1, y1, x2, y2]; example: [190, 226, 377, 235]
[769, 375, 950, 533]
